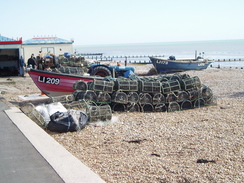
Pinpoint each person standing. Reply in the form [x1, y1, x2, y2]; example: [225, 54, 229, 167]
[27, 54, 37, 69]
[19, 56, 25, 77]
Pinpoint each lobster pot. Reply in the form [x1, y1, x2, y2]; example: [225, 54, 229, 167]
[74, 90, 97, 102]
[127, 92, 139, 103]
[127, 103, 140, 112]
[87, 104, 112, 122]
[65, 67, 71, 74]
[96, 92, 111, 104]
[169, 73, 182, 82]
[69, 67, 78, 74]
[201, 85, 213, 103]
[59, 66, 65, 73]
[161, 80, 180, 94]
[166, 92, 177, 103]
[111, 91, 128, 104]
[141, 103, 154, 113]
[139, 93, 152, 104]
[112, 103, 126, 112]
[51, 95, 74, 103]
[139, 81, 161, 93]
[73, 80, 88, 90]
[181, 76, 201, 91]
[89, 79, 114, 93]
[153, 93, 166, 105]
[114, 79, 138, 91]
[154, 104, 167, 112]
[168, 102, 180, 112]
[181, 100, 192, 110]
[194, 98, 205, 108]
[188, 90, 201, 101]
[192, 76, 201, 89]
[156, 75, 168, 82]
[177, 91, 189, 102]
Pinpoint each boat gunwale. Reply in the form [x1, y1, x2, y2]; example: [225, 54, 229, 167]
[149, 57, 211, 63]
[28, 69, 103, 79]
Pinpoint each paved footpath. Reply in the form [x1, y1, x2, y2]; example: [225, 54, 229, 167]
[0, 99, 105, 183]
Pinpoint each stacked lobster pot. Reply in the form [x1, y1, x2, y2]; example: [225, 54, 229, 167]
[72, 73, 214, 114]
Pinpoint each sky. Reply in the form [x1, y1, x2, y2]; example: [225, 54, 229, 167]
[1, 0, 244, 46]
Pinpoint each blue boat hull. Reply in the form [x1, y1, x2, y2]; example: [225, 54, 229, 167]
[149, 57, 212, 73]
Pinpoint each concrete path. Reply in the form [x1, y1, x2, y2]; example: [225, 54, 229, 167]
[0, 99, 105, 183]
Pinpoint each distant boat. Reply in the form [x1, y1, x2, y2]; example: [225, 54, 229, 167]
[149, 56, 212, 73]
[28, 69, 102, 97]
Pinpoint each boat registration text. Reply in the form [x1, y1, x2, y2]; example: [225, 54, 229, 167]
[156, 60, 168, 65]
[38, 76, 60, 85]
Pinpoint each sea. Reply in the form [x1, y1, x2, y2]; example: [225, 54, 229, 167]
[74, 39, 244, 68]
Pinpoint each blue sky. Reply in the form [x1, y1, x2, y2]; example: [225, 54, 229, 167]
[1, 0, 244, 45]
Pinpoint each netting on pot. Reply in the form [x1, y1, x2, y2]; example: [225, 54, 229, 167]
[73, 80, 88, 90]
[181, 76, 201, 91]
[89, 79, 114, 93]
[194, 98, 205, 108]
[161, 80, 180, 94]
[114, 78, 138, 91]
[96, 92, 111, 104]
[111, 91, 128, 104]
[168, 101, 180, 112]
[166, 92, 177, 103]
[140, 103, 154, 113]
[152, 93, 166, 105]
[139, 80, 161, 93]
[180, 100, 193, 110]
[127, 103, 140, 112]
[86, 104, 112, 122]
[154, 103, 167, 112]
[74, 90, 97, 102]
[112, 103, 126, 112]
[177, 91, 189, 102]
[188, 89, 201, 101]
[127, 92, 139, 103]
[139, 93, 152, 104]
[201, 85, 213, 104]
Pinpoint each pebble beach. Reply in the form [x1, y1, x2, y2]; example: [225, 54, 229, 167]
[1, 65, 243, 182]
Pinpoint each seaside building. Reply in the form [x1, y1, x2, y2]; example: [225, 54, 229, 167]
[0, 34, 74, 76]
[22, 36, 74, 61]
[0, 35, 23, 76]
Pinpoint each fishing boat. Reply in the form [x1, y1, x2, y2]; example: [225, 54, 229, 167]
[149, 56, 212, 73]
[28, 69, 102, 97]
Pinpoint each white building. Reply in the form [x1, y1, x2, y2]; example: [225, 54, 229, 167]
[22, 36, 74, 61]
[0, 35, 22, 76]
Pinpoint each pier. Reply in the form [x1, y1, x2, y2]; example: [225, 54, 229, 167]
[78, 53, 244, 65]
